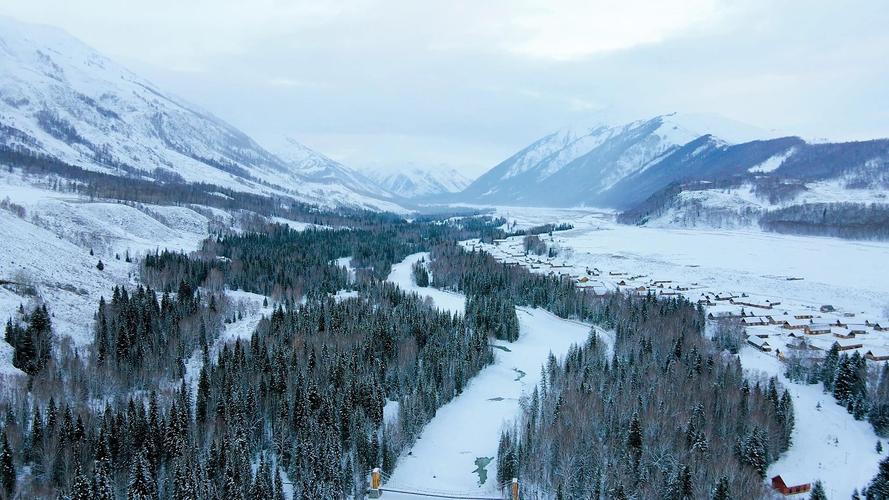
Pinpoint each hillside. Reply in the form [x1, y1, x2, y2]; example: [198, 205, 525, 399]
[0, 16, 404, 212]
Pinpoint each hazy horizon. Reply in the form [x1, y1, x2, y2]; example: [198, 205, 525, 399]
[2, 0, 888, 176]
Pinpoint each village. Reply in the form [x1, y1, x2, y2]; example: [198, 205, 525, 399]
[461, 228, 889, 497]
[465, 232, 889, 368]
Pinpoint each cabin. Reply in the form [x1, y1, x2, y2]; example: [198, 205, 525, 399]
[782, 320, 809, 330]
[741, 317, 768, 327]
[771, 475, 811, 496]
[794, 314, 814, 320]
[866, 351, 889, 362]
[708, 312, 739, 320]
[731, 299, 774, 309]
[837, 343, 864, 352]
[714, 293, 736, 301]
[833, 329, 856, 340]
[820, 305, 836, 313]
[804, 325, 831, 335]
[747, 337, 772, 352]
[617, 280, 627, 286]
[609, 271, 626, 276]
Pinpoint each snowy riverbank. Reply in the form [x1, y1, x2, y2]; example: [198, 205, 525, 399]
[384, 253, 600, 497]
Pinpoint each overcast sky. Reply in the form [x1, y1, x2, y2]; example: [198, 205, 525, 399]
[2, 0, 888, 176]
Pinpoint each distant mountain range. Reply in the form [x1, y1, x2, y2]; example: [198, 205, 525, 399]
[371, 166, 473, 199]
[0, 16, 404, 212]
[450, 113, 889, 230]
[3, 16, 886, 226]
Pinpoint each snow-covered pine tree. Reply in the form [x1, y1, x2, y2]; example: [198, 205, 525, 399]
[808, 480, 827, 500]
[70, 464, 92, 500]
[711, 476, 730, 500]
[0, 432, 14, 499]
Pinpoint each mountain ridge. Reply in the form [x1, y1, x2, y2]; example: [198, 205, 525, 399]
[0, 16, 405, 213]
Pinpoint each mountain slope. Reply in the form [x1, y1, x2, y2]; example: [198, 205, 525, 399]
[457, 113, 889, 211]
[459, 114, 723, 206]
[0, 16, 404, 212]
[373, 166, 473, 198]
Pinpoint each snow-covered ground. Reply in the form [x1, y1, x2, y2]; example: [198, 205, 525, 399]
[0, 172, 212, 350]
[387, 253, 466, 314]
[384, 253, 600, 498]
[741, 346, 881, 498]
[467, 206, 889, 498]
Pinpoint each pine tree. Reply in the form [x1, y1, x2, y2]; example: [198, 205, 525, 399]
[628, 412, 643, 460]
[868, 455, 889, 499]
[128, 449, 158, 500]
[93, 458, 115, 500]
[71, 464, 93, 500]
[821, 342, 841, 391]
[0, 432, 14, 499]
[809, 480, 827, 500]
[711, 476, 731, 500]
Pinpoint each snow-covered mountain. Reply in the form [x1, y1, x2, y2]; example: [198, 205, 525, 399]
[0, 16, 404, 212]
[456, 113, 889, 211]
[264, 136, 401, 207]
[372, 165, 473, 198]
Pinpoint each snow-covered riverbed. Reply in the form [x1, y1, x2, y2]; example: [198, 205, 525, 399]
[384, 253, 598, 498]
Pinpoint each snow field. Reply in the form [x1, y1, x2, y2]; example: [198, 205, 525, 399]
[469, 206, 889, 499]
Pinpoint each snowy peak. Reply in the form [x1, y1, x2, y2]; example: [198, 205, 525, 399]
[0, 16, 405, 213]
[267, 136, 394, 200]
[458, 112, 888, 210]
[372, 166, 473, 199]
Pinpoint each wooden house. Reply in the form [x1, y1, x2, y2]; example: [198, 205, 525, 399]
[794, 314, 814, 320]
[782, 320, 809, 330]
[741, 317, 768, 327]
[771, 475, 811, 496]
[833, 329, 856, 340]
[577, 276, 590, 283]
[866, 351, 889, 362]
[837, 343, 864, 352]
[804, 325, 831, 335]
[747, 337, 772, 352]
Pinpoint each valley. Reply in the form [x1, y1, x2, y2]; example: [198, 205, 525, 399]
[1, 9, 888, 500]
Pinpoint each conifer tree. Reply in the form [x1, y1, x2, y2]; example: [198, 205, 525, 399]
[70, 464, 92, 500]
[868, 455, 889, 499]
[0, 432, 14, 499]
[809, 480, 827, 500]
[711, 476, 730, 500]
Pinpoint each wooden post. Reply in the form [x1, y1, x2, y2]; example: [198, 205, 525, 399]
[368, 468, 382, 498]
[511, 477, 519, 500]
